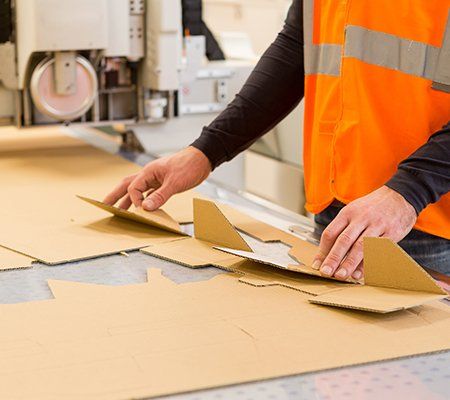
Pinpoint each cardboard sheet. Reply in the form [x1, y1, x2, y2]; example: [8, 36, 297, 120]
[78, 196, 185, 235]
[143, 199, 448, 312]
[0, 246, 34, 271]
[0, 268, 448, 400]
[0, 127, 189, 264]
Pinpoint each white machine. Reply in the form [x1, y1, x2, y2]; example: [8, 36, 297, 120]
[0, 0, 252, 127]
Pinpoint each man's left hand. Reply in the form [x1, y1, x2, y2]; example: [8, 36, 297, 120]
[312, 186, 417, 281]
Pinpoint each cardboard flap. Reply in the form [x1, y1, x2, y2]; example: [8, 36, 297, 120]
[364, 238, 447, 295]
[309, 286, 448, 314]
[78, 196, 184, 235]
[193, 199, 252, 251]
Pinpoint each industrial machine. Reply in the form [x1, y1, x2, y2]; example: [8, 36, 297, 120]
[0, 0, 252, 127]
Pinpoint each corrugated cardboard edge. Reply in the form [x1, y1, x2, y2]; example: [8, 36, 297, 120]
[0, 246, 35, 271]
[309, 295, 448, 314]
[78, 196, 185, 235]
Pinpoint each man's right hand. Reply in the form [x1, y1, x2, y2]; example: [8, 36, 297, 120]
[103, 146, 212, 211]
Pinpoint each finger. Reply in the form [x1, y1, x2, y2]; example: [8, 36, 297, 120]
[103, 175, 136, 205]
[118, 194, 132, 210]
[127, 170, 159, 208]
[142, 181, 177, 211]
[334, 227, 383, 280]
[313, 211, 349, 269]
[319, 223, 366, 277]
[352, 262, 364, 281]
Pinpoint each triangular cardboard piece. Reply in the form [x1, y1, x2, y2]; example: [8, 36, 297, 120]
[309, 238, 448, 313]
[364, 238, 447, 295]
[0, 269, 449, 399]
[78, 196, 185, 235]
[193, 198, 252, 251]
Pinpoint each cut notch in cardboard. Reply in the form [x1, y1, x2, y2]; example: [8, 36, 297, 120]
[78, 196, 186, 235]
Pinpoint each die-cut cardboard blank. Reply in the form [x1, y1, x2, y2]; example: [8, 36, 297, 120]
[143, 199, 448, 312]
[0, 268, 448, 400]
[0, 127, 191, 265]
[0, 246, 34, 271]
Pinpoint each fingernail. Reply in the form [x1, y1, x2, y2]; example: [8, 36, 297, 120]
[312, 260, 322, 270]
[336, 269, 348, 279]
[352, 270, 363, 280]
[320, 265, 332, 276]
[143, 200, 155, 210]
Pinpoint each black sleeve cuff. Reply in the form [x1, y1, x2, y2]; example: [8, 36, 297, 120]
[190, 127, 229, 171]
[385, 169, 432, 215]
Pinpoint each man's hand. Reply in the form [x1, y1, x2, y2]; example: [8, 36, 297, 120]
[312, 186, 417, 280]
[104, 146, 212, 210]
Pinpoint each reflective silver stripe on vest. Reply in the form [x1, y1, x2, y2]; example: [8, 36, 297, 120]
[344, 25, 440, 80]
[432, 10, 450, 93]
[303, 0, 342, 77]
[304, 3, 450, 91]
[305, 44, 342, 76]
[303, 0, 314, 47]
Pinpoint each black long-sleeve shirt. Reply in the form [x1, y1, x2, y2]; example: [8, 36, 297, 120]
[191, 0, 450, 215]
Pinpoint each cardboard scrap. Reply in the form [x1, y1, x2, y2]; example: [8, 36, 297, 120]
[0, 127, 191, 264]
[142, 198, 448, 313]
[77, 196, 185, 235]
[0, 268, 448, 400]
[0, 246, 34, 271]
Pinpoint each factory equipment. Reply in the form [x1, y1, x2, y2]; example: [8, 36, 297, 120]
[0, 0, 252, 127]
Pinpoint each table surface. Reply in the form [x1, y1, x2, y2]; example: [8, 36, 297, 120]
[1, 126, 448, 400]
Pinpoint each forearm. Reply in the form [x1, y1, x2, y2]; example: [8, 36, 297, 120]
[191, 0, 303, 169]
[386, 122, 450, 214]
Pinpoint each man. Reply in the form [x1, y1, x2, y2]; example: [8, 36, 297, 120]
[105, 0, 450, 277]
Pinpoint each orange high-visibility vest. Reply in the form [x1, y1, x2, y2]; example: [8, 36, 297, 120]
[303, 0, 450, 240]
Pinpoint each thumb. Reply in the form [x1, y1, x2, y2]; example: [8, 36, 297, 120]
[142, 183, 175, 211]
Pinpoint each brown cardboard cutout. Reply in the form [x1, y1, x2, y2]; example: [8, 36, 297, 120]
[0, 268, 448, 400]
[78, 196, 185, 235]
[143, 199, 448, 313]
[194, 199, 252, 251]
[0, 128, 186, 264]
